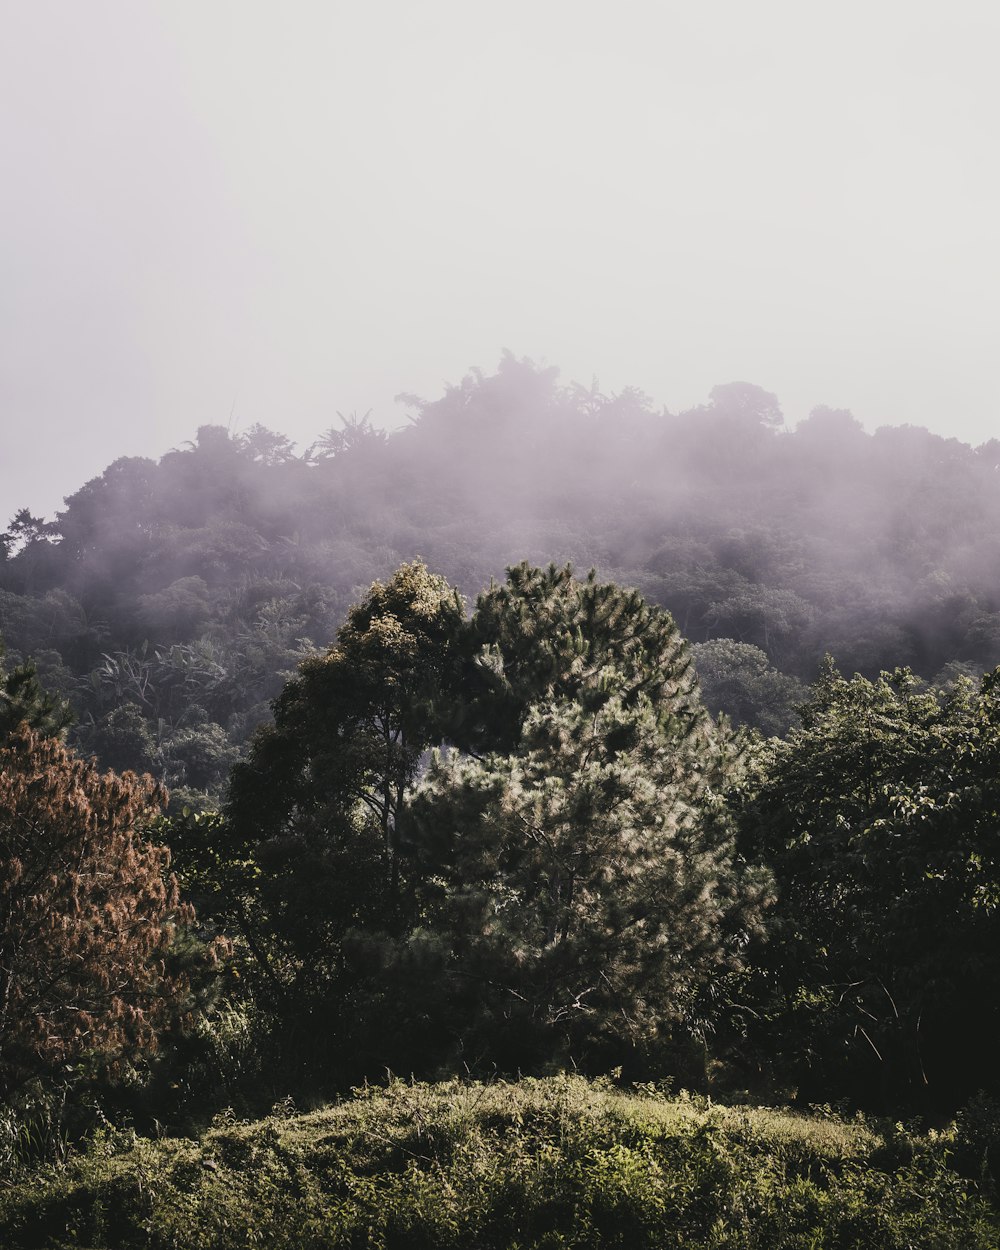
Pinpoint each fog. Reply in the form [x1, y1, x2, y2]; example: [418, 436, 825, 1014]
[6, 355, 1000, 767]
[2, 0, 999, 520]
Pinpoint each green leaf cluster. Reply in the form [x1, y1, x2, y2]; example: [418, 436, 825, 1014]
[737, 659, 1000, 1110]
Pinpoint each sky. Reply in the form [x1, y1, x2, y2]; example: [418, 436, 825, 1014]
[2, 0, 999, 519]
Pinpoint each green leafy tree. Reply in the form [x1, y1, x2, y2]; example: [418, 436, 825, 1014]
[154, 807, 277, 1003]
[2, 509, 57, 557]
[738, 659, 1000, 1110]
[136, 576, 212, 641]
[692, 639, 805, 736]
[307, 411, 387, 462]
[704, 586, 815, 664]
[162, 722, 233, 791]
[219, 561, 763, 1081]
[75, 704, 160, 776]
[222, 561, 465, 1006]
[237, 424, 298, 466]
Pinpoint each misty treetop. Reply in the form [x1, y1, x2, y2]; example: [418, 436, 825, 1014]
[3, 354, 1000, 800]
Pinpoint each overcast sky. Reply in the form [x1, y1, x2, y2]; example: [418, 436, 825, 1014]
[2, 0, 999, 518]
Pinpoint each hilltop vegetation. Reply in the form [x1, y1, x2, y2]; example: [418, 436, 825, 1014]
[3, 1077, 997, 1250]
[3, 356, 1000, 807]
[4, 358, 1000, 1242]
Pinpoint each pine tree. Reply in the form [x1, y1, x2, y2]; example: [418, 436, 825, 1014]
[409, 674, 767, 1072]
[0, 727, 214, 1094]
[461, 561, 702, 753]
[221, 562, 765, 1079]
[0, 642, 73, 741]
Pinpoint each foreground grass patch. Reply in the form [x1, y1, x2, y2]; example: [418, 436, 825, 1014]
[1, 1076, 996, 1248]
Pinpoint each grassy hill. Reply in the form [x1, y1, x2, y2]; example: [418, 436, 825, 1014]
[2, 1076, 996, 1249]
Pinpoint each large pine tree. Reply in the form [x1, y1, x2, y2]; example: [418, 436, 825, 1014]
[409, 678, 768, 1072]
[220, 562, 765, 1077]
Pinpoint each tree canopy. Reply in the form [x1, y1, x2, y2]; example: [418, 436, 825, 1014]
[0, 728, 213, 1094]
[409, 683, 767, 1073]
[7, 357, 1000, 1119]
[215, 562, 765, 1078]
[737, 661, 1000, 1110]
[0, 644, 72, 742]
[4, 356, 1000, 812]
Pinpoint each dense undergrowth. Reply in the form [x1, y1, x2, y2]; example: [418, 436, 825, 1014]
[1, 1077, 996, 1249]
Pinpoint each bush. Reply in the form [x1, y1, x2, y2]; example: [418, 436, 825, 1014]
[1, 1077, 996, 1249]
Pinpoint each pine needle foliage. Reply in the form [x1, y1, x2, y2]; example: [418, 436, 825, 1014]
[0, 643, 73, 742]
[0, 728, 212, 1095]
[220, 562, 766, 1078]
[227, 560, 464, 861]
[410, 678, 768, 1072]
[461, 561, 703, 753]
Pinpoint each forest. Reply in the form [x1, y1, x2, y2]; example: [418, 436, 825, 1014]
[3, 356, 1000, 1246]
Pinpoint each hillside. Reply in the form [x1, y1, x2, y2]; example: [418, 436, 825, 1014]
[2, 1077, 997, 1249]
[3, 358, 1000, 806]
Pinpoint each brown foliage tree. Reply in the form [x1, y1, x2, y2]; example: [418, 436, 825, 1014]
[0, 727, 206, 1093]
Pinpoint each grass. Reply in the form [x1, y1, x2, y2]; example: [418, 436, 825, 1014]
[0, 1075, 996, 1248]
